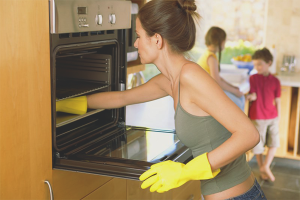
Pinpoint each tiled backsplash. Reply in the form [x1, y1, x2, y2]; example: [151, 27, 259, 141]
[264, 0, 300, 73]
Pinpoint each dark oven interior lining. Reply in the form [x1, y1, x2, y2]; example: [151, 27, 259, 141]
[53, 43, 120, 152]
[55, 110, 119, 154]
[56, 53, 112, 100]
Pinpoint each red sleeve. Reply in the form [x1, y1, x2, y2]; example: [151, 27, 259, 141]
[249, 75, 256, 93]
[275, 78, 281, 98]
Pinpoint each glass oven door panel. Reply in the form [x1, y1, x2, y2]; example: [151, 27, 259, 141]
[77, 128, 185, 163]
[54, 127, 191, 180]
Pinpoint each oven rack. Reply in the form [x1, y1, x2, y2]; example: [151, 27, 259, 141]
[56, 108, 105, 127]
[56, 80, 109, 101]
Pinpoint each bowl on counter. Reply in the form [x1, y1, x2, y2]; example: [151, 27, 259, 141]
[231, 58, 254, 74]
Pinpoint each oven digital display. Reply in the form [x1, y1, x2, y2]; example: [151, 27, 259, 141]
[77, 7, 87, 14]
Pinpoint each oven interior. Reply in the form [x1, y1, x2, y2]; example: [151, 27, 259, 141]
[53, 40, 123, 153]
[51, 33, 192, 179]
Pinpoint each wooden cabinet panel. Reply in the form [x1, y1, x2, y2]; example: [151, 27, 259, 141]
[295, 88, 300, 156]
[53, 170, 113, 200]
[127, 179, 173, 200]
[0, 0, 52, 199]
[172, 181, 201, 200]
[276, 86, 292, 157]
[83, 178, 127, 200]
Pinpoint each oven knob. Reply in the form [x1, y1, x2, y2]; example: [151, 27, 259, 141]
[109, 14, 116, 24]
[96, 14, 103, 25]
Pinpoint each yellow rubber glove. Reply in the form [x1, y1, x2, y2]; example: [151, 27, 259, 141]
[139, 152, 220, 193]
[56, 96, 87, 115]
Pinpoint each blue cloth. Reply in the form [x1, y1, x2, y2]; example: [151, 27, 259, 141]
[224, 90, 245, 111]
[225, 179, 267, 200]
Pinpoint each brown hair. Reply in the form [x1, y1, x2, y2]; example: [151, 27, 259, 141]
[205, 27, 226, 71]
[137, 0, 200, 53]
[252, 48, 273, 63]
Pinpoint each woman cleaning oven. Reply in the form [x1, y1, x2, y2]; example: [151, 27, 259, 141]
[56, 0, 266, 199]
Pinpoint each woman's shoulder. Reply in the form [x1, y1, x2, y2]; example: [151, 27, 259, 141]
[180, 62, 210, 84]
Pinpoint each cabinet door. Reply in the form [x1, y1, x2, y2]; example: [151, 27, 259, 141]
[172, 181, 201, 200]
[53, 170, 113, 200]
[0, 0, 52, 199]
[127, 179, 173, 200]
[82, 178, 127, 200]
[276, 86, 292, 157]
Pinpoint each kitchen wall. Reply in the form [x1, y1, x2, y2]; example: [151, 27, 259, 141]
[195, 0, 300, 73]
[264, 0, 300, 73]
[192, 0, 266, 62]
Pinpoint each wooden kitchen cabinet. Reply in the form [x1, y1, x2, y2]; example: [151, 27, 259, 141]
[127, 179, 173, 200]
[127, 179, 201, 200]
[0, 0, 52, 199]
[83, 178, 127, 200]
[273, 85, 300, 160]
[52, 170, 113, 200]
[54, 170, 201, 200]
[285, 87, 300, 159]
[276, 86, 292, 157]
[172, 181, 201, 200]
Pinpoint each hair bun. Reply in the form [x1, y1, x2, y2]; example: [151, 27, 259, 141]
[177, 0, 197, 12]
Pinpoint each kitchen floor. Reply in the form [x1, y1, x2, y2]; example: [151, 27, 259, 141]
[248, 156, 300, 200]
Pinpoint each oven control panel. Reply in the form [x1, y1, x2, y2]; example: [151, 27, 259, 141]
[50, 0, 131, 34]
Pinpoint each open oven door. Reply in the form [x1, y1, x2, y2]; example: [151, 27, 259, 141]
[54, 96, 192, 180]
[54, 125, 192, 180]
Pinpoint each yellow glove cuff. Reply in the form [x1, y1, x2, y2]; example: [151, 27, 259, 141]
[183, 152, 220, 180]
[56, 96, 87, 115]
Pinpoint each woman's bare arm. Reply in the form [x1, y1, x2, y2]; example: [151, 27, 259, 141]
[180, 63, 259, 171]
[207, 56, 244, 98]
[87, 73, 171, 109]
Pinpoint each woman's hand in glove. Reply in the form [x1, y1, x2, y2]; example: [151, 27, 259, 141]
[139, 153, 220, 193]
[56, 96, 87, 115]
[139, 160, 185, 193]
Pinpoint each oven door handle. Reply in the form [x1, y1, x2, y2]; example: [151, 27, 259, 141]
[44, 180, 54, 200]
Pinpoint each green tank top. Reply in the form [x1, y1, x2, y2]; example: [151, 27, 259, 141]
[174, 82, 252, 195]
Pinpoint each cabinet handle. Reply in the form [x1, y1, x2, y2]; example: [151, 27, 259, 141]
[44, 180, 54, 200]
[187, 194, 194, 200]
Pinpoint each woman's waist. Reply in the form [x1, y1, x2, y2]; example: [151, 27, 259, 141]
[200, 153, 252, 195]
[204, 173, 255, 200]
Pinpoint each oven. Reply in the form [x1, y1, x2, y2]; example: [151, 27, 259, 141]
[50, 0, 192, 180]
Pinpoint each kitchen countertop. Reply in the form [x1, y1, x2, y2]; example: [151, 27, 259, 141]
[276, 72, 300, 87]
[220, 64, 250, 94]
[126, 70, 300, 129]
[126, 65, 250, 129]
[221, 64, 300, 92]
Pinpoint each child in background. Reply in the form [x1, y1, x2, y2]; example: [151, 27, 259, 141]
[247, 48, 281, 182]
[197, 27, 245, 110]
